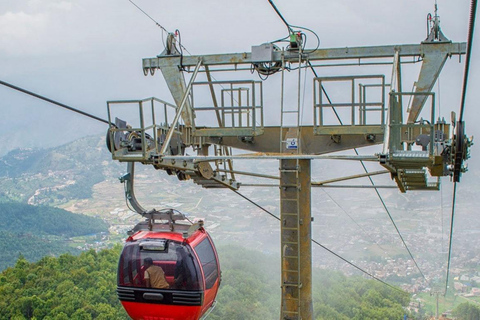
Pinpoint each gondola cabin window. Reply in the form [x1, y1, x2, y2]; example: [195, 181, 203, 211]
[195, 238, 219, 289]
[118, 239, 203, 290]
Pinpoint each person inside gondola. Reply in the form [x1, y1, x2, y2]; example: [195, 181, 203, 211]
[144, 257, 169, 289]
[174, 246, 198, 290]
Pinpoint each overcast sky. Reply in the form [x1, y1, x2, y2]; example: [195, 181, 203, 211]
[0, 0, 478, 172]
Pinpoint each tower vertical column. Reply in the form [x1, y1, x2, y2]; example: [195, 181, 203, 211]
[280, 159, 312, 320]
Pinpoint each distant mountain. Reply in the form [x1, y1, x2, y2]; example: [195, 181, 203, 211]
[0, 201, 109, 270]
[0, 148, 49, 178]
[0, 134, 122, 205]
[0, 202, 108, 236]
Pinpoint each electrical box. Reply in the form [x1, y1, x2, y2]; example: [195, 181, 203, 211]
[289, 32, 302, 50]
[251, 43, 274, 62]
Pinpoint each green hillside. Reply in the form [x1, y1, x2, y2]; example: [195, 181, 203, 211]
[0, 247, 127, 320]
[0, 148, 49, 178]
[0, 244, 415, 320]
[0, 202, 109, 271]
[0, 202, 108, 236]
[0, 135, 121, 205]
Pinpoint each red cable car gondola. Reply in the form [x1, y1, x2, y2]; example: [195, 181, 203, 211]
[114, 163, 221, 320]
[117, 209, 221, 320]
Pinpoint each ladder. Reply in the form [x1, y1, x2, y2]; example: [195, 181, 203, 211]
[280, 159, 302, 320]
[279, 51, 303, 154]
[279, 50, 306, 320]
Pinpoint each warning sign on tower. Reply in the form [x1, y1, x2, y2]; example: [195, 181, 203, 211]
[286, 138, 298, 150]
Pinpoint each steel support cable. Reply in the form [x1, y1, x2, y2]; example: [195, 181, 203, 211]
[441, 187, 445, 258]
[310, 238, 405, 294]
[459, 0, 477, 121]
[231, 189, 406, 294]
[127, 0, 168, 33]
[364, 167, 428, 281]
[267, 0, 293, 34]
[307, 61, 344, 126]
[307, 61, 428, 282]
[266, 1, 320, 55]
[444, 183, 458, 294]
[232, 190, 280, 221]
[0, 79, 110, 125]
[444, 0, 477, 295]
[309, 61, 388, 250]
[320, 189, 390, 254]
[353, 140, 428, 281]
[127, 0, 191, 54]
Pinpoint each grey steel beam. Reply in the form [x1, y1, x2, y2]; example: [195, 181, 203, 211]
[204, 126, 383, 155]
[158, 62, 196, 127]
[313, 170, 389, 185]
[160, 59, 202, 155]
[158, 154, 379, 161]
[240, 183, 397, 189]
[407, 46, 450, 123]
[144, 42, 465, 69]
[312, 184, 396, 189]
[216, 168, 280, 180]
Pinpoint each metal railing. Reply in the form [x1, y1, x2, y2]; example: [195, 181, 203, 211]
[106, 97, 180, 161]
[190, 80, 264, 137]
[314, 75, 386, 135]
[388, 91, 435, 157]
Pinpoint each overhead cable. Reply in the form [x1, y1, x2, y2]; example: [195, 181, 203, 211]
[321, 189, 390, 254]
[444, 183, 458, 294]
[459, 0, 477, 121]
[128, 0, 168, 33]
[232, 190, 280, 221]
[127, 0, 191, 55]
[0, 79, 109, 125]
[266, 1, 320, 55]
[231, 189, 405, 294]
[267, 0, 293, 33]
[364, 168, 427, 282]
[356, 152, 427, 281]
[310, 238, 405, 294]
[444, 0, 477, 295]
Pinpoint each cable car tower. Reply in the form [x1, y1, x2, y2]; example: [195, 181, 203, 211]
[107, 3, 472, 319]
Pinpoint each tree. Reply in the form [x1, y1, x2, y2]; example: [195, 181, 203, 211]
[453, 302, 480, 320]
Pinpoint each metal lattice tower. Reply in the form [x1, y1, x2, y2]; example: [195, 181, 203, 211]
[106, 11, 471, 319]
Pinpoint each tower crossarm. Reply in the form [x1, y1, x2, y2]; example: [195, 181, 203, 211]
[143, 42, 466, 70]
[147, 42, 465, 134]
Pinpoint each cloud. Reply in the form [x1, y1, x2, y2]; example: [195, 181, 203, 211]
[0, 11, 47, 37]
[26, 0, 75, 11]
[45, 1, 74, 11]
[0, 10, 51, 56]
[0, 1, 82, 56]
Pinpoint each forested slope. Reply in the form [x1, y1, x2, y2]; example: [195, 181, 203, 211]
[0, 247, 126, 320]
[0, 202, 109, 271]
[0, 244, 413, 320]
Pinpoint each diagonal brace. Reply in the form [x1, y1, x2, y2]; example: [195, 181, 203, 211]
[160, 59, 202, 155]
